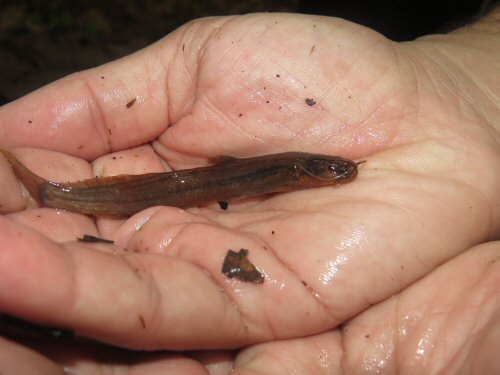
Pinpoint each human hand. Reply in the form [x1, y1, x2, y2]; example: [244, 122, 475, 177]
[0, 11, 499, 374]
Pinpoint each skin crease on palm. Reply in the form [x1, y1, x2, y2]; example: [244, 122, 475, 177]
[0, 9, 499, 375]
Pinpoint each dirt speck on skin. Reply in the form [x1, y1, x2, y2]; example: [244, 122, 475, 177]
[305, 98, 316, 106]
[126, 97, 137, 108]
[139, 315, 146, 329]
[77, 234, 114, 244]
[218, 201, 229, 210]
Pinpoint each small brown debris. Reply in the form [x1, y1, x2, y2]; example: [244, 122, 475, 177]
[305, 98, 316, 106]
[139, 315, 146, 329]
[77, 234, 114, 244]
[222, 249, 264, 284]
[126, 97, 137, 108]
[218, 201, 229, 210]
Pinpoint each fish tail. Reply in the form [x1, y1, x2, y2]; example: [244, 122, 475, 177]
[1, 149, 47, 205]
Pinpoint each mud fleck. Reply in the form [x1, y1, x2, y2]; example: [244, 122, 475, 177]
[218, 201, 229, 210]
[126, 97, 137, 108]
[139, 315, 146, 329]
[222, 248, 264, 284]
[305, 98, 316, 106]
[77, 234, 114, 244]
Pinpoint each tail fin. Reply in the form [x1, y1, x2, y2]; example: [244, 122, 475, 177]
[1, 149, 47, 205]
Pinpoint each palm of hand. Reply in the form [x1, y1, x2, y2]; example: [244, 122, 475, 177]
[0, 13, 499, 374]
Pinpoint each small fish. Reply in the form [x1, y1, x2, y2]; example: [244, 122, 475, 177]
[1, 150, 363, 216]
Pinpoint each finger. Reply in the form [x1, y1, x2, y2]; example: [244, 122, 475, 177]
[232, 331, 343, 375]
[342, 241, 500, 373]
[0, 212, 335, 350]
[63, 354, 210, 375]
[7, 209, 98, 243]
[189, 350, 235, 375]
[0, 15, 250, 161]
[0, 35, 178, 159]
[42, 343, 210, 375]
[0, 336, 66, 375]
[0, 216, 250, 350]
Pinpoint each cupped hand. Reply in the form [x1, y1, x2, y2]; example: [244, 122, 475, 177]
[0, 12, 499, 374]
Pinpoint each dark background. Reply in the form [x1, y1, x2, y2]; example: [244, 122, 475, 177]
[0, 0, 492, 104]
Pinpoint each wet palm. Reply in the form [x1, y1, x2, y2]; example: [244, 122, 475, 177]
[0, 13, 499, 374]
